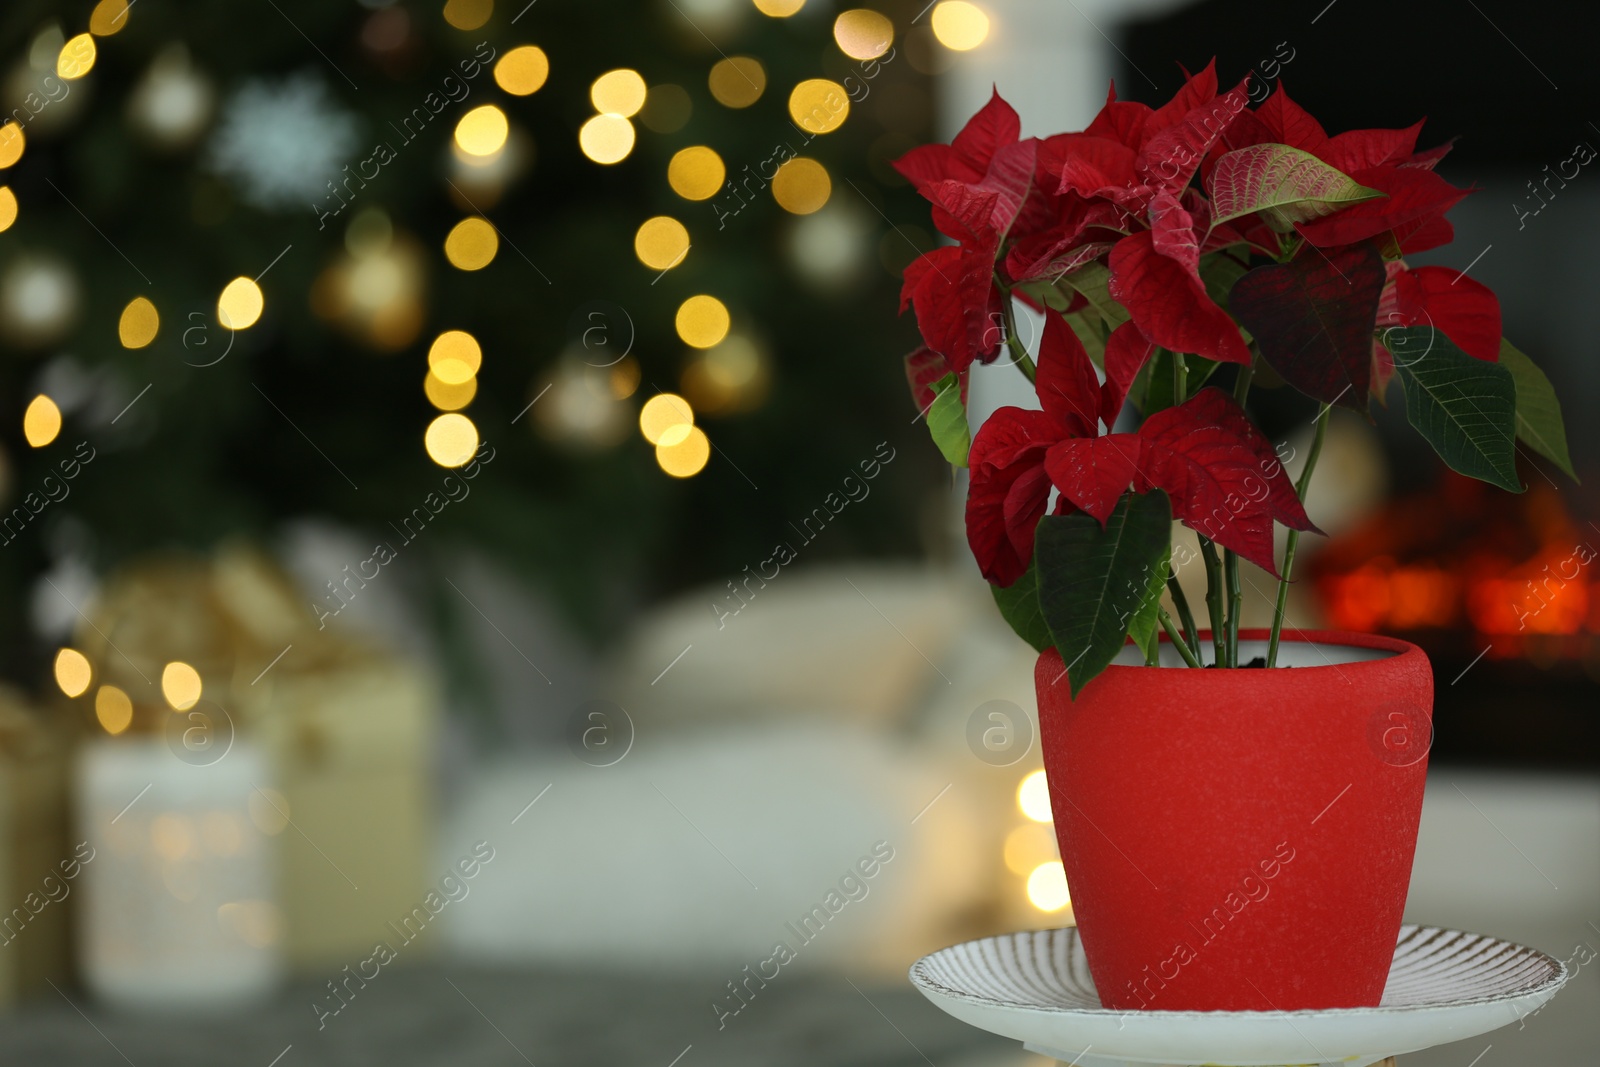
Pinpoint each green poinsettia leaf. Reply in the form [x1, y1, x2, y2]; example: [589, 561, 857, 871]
[1037, 489, 1173, 699]
[1125, 541, 1171, 663]
[1208, 143, 1386, 232]
[926, 372, 971, 467]
[1065, 306, 1107, 370]
[1128, 349, 1220, 415]
[1500, 339, 1578, 483]
[1014, 277, 1075, 312]
[990, 561, 1053, 653]
[1386, 326, 1522, 493]
[1059, 261, 1131, 331]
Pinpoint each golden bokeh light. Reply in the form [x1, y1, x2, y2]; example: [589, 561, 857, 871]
[638, 393, 694, 446]
[657, 425, 711, 478]
[634, 216, 690, 272]
[455, 104, 509, 156]
[1027, 860, 1072, 912]
[118, 296, 160, 348]
[834, 9, 894, 60]
[90, 0, 131, 36]
[425, 370, 478, 411]
[428, 330, 482, 384]
[494, 45, 549, 95]
[1017, 769, 1052, 822]
[444, 216, 499, 270]
[54, 648, 92, 698]
[425, 412, 480, 468]
[217, 276, 264, 330]
[610, 357, 641, 400]
[95, 685, 134, 736]
[23, 395, 62, 448]
[0, 187, 16, 232]
[640, 84, 692, 134]
[579, 114, 635, 164]
[681, 334, 769, 415]
[57, 33, 97, 80]
[708, 57, 766, 108]
[772, 157, 832, 214]
[0, 124, 25, 169]
[667, 146, 725, 202]
[591, 69, 647, 117]
[443, 0, 494, 31]
[675, 295, 730, 349]
[932, 1, 990, 50]
[1004, 823, 1057, 876]
[789, 79, 849, 134]
[753, 0, 806, 15]
[161, 661, 203, 711]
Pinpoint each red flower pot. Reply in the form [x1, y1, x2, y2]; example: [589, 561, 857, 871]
[1035, 629, 1432, 1011]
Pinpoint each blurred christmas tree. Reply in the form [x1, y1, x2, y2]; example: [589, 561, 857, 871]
[0, 0, 948, 685]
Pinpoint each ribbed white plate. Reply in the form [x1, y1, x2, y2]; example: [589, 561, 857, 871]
[909, 925, 1567, 1067]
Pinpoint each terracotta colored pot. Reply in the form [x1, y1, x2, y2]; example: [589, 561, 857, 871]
[1035, 629, 1432, 1011]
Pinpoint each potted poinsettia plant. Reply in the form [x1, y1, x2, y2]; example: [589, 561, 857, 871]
[894, 63, 1574, 1012]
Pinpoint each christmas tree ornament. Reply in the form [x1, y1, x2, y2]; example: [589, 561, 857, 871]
[206, 72, 360, 212]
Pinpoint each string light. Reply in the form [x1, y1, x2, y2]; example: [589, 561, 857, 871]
[753, 0, 805, 15]
[675, 295, 730, 349]
[425, 371, 477, 411]
[656, 426, 710, 478]
[118, 296, 160, 348]
[425, 413, 479, 467]
[443, 0, 494, 31]
[579, 114, 635, 164]
[590, 69, 647, 118]
[0, 187, 16, 232]
[494, 46, 549, 95]
[428, 330, 482, 384]
[0, 124, 25, 169]
[708, 57, 766, 108]
[634, 216, 690, 272]
[667, 146, 725, 201]
[1026, 860, 1071, 912]
[89, 0, 132, 36]
[1003, 823, 1056, 875]
[23, 395, 62, 448]
[455, 104, 509, 156]
[444, 216, 499, 270]
[57, 34, 97, 80]
[217, 277, 263, 330]
[161, 661, 203, 710]
[789, 79, 849, 135]
[772, 158, 831, 214]
[833, 10, 894, 60]
[1017, 769, 1052, 822]
[932, 1, 990, 50]
[54, 648, 92, 697]
[638, 393, 693, 446]
[95, 685, 134, 735]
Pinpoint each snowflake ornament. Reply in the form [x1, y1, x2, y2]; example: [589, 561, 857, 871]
[206, 72, 361, 211]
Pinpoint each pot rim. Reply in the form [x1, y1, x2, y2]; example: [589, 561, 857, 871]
[1039, 628, 1427, 683]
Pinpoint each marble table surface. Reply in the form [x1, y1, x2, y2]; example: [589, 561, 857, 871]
[0, 964, 1025, 1067]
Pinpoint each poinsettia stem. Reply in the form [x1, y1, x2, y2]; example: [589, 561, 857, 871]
[1225, 549, 1242, 665]
[1165, 574, 1203, 661]
[1198, 537, 1226, 667]
[1267, 404, 1332, 668]
[1159, 609, 1203, 668]
[1173, 351, 1188, 404]
[993, 278, 1038, 384]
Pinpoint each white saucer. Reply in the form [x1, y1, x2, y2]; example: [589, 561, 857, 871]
[909, 925, 1568, 1067]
